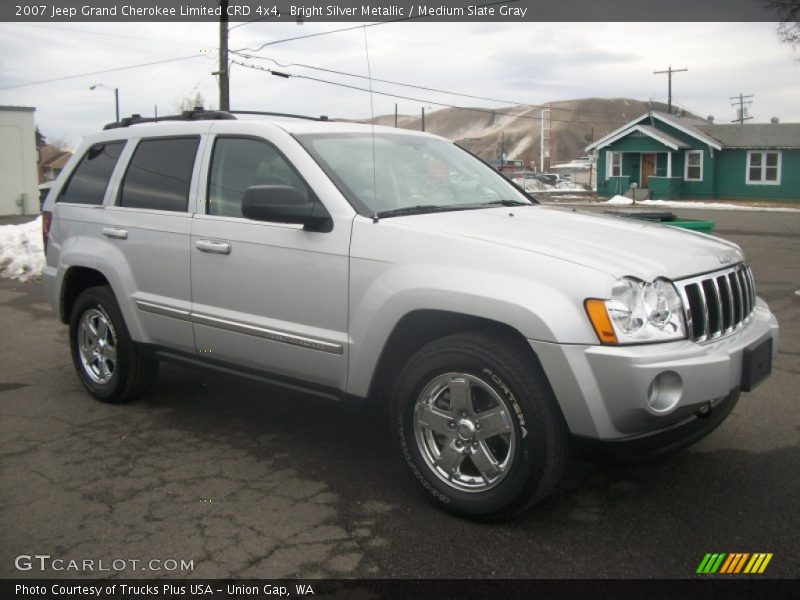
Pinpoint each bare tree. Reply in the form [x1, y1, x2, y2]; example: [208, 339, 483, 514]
[47, 135, 73, 152]
[764, 1, 800, 53]
[174, 91, 216, 113]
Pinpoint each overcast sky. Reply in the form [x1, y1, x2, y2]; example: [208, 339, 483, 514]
[1, 20, 798, 147]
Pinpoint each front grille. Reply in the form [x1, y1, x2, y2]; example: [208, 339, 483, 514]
[676, 264, 757, 342]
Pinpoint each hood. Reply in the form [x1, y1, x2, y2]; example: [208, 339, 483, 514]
[391, 205, 743, 281]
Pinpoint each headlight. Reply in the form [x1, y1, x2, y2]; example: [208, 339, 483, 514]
[585, 277, 686, 344]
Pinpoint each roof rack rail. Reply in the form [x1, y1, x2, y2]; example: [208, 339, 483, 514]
[103, 107, 236, 130]
[230, 110, 329, 122]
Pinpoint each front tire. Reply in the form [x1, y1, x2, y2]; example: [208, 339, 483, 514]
[69, 286, 158, 403]
[392, 331, 569, 520]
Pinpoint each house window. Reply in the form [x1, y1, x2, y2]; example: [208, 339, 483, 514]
[607, 152, 622, 177]
[684, 150, 703, 181]
[747, 151, 782, 185]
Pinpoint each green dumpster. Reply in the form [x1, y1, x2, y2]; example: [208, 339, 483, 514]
[604, 210, 715, 234]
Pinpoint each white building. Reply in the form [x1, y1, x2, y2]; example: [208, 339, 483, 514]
[0, 106, 39, 216]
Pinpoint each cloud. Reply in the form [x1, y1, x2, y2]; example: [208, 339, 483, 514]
[0, 21, 796, 147]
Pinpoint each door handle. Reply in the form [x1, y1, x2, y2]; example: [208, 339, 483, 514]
[195, 239, 231, 255]
[102, 227, 128, 240]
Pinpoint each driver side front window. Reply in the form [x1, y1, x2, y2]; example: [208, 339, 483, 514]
[207, 137, 308, 218]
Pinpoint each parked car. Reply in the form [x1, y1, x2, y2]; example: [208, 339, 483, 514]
[528, 173, 554, 186]
[42, 109, 779, 520]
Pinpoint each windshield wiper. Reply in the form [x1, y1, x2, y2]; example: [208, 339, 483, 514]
[375, 204, 469, 218]
[375, 200, 529, 219]
[480, 199, 531, 207]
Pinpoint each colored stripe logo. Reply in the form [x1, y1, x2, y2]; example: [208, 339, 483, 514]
[697, 553, 773, 574]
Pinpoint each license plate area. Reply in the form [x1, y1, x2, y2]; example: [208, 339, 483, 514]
[741, 337, 772, 392]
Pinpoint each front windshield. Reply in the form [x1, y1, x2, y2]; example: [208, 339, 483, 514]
[295, 132, 533, 216]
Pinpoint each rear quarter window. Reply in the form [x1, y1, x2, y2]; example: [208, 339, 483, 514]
[118, 137, 200, 212]
[57, 141, 125, 205]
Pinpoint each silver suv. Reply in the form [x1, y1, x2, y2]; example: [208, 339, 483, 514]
[42, 109, 779, 519]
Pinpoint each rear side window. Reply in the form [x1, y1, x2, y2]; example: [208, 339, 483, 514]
[57, 141, 125, 205]
[207, 136, 308, 218]
[119, 137, 199, 212]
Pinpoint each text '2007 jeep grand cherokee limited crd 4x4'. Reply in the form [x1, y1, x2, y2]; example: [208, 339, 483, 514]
[42, 109, 779, 520]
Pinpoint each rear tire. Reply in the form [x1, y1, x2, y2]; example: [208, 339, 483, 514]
[69, 286, 158, 403]
[391, 331, 569, 520]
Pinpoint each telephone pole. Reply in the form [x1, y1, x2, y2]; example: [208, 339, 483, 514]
[217, 0, 230, 111]
[730, 93, 754, 124]
[654, 65, 688, 115]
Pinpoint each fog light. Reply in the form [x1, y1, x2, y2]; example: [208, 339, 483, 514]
[696, 402, 712, 418]
[647, 371, 682, 413]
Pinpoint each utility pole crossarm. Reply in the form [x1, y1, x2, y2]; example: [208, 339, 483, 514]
[729, 93, 754, 124]
[654, 65, 688, 115]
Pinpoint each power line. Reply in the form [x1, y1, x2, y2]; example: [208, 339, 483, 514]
[232, 0, 518, 52]
[2, 22, 181, 45]
[232, 59, 627, 126]
[234, 22, 383, 52]
[0, 55, 206, 92]
[229, 12, 284, 31]
[232, 51, 628, 117]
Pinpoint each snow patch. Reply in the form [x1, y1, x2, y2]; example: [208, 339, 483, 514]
[506, 133, 535, 160]
[603, 195, 635, 205]
[0, 217, 45, 282]
[599, 197, 800, 212]
[513, 178, 587, 193]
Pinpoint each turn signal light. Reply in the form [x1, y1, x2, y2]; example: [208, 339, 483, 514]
[585, 299, 618, 345]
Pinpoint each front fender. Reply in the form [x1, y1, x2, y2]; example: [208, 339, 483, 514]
[346, 260, 611, 398]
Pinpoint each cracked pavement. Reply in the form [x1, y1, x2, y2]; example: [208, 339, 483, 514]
[0, 209, 798, 579]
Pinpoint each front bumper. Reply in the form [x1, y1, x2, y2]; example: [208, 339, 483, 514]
[530, 298, 779, 442]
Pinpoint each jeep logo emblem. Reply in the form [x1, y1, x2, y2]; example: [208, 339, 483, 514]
[719, 254, 732, 264]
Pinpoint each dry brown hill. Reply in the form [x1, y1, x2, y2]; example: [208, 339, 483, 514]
[368, 98, 682, 168]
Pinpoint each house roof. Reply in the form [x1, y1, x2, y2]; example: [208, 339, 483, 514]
[586, 110, 800, 152]
[693, 122, 800, 149]
[634, 125, 690, 150]
[588, 122, 691, 151]
[0, 105, 35, 112]
[643, 111, 723, 150]
[45, 153, 72, 170]
[39, 145, 72, 169]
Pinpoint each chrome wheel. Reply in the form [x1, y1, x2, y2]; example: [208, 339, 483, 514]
[77, 307, 118, 385]
[413, 372, 516, 492]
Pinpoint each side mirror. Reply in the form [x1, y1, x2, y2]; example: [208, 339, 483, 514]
[241, 185, 331, 229]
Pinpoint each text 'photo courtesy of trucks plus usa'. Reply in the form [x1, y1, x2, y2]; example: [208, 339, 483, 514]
[0, 1, 798, 597]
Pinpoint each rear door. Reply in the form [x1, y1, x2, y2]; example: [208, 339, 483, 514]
[189, 131, 350, 391]
[101, 134, 205, 352]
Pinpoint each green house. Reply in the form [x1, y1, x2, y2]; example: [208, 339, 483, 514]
[586, 111, 800, 202]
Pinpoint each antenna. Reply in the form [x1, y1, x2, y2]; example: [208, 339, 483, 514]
[363, 25, 379, 222]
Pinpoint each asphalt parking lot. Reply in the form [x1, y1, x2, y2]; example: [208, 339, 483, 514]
[1, 207, 798, 579]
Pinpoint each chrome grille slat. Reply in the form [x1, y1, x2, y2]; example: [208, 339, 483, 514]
[696, 282, 711, 342]
[715, 275, 732, 334]
[745, 266, 757, 312]
[737, 267, 751, 316]
[676, 264, 756, 343]
[707, 278, 724, 339]
[729, 271, 743, 325]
